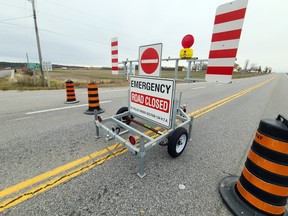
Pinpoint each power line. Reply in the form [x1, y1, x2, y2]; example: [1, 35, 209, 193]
[1, 1, 179, 56]
[35, 0, 180, 54]
[44, 0, 121, 26]
[43, 0, 160, 43]
[0, 2, 26, 10]
[0, 19, 133, 53]
[0, 21, 32, 28]
[37, 10, 154, 46]
[39, 28, 108, 46]
[0, 15, 32, 22]
[37, 10, 113, 33]
[38, 27, 135, 53]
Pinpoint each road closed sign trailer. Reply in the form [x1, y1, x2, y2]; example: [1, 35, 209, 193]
[94, 43, 193, 178]
[130, 76, 175, 129]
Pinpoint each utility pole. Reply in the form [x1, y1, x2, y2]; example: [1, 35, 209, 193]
[26, 53, 30, 66]
[29, 0, 45, 87]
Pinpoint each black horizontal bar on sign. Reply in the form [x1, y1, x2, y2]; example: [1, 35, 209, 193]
[239, 175, 288, 206]
[66, 90, 75, 93]
[88, 94, 99, 97]
[245, 159, 288, 187]
[251, 141, 288, 166]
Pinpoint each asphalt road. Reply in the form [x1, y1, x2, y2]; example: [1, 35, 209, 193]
[0, 73, 287, 216]
[0, 70, 12, 79]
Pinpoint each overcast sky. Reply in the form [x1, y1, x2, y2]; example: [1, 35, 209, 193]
[0, 0, 287, 72]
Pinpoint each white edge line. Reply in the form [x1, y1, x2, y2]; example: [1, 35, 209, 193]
[192, 86, 207, 90]
[82, 89, 128, 94]
[101, 89, 128, 93]
[26, 100, 112, 115]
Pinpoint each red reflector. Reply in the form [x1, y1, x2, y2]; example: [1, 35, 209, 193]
[98, 116, 102, 122]
[129, 136, 136, 145]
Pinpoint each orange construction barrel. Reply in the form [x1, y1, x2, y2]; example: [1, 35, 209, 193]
[65, 79, 79, 104]
[220, 114, 288, 216]
[84, 82, 104, 115]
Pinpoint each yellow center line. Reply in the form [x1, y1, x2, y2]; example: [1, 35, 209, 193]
[0, 147, 128, 211]
[0, 76, 275, 212]
[0, 143, 121, 199]
[0, 131, 161, 212]
[189, 77, 274, 118]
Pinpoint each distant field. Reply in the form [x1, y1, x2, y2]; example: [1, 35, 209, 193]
[0, 68, 266, 91]
[49, 69, 129, 87]
[49, 68, 264, 83]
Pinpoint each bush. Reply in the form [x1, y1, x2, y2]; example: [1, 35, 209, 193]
[21, 68, 34, 76]
[16, 75, 43, 87]
[48, 80, 65, 89]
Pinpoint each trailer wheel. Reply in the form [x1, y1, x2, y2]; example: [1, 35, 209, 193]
[168, 127, 188, 158]
[116, 107, 133, 125]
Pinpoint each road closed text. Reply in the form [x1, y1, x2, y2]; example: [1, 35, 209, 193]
[131, 92, 170, 113]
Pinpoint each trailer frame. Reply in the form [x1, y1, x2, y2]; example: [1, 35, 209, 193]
[94, 91, 193, 178]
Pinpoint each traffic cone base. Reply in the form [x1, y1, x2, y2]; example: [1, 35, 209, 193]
[220, 176, 287, 216]
[65, 100, 79, 104]
[84, 108, 104, 115]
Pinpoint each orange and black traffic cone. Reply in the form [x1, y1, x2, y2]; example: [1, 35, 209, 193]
[84, 82, 104, 115]
[65, 79, 79, 104]
[220, 115, 288, 216]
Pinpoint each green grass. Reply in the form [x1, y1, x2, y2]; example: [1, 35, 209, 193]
[0, 76, 14, 91]
[0, 68, 266, 91]
[0, 75, 64, 91]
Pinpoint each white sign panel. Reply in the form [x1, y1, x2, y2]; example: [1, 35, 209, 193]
[10, 69, 15, 80]
[127, 64, 135, 76]
[129, 76, 175, 128]
[138, 43, 162, 77]
[42, 62, 53, 71]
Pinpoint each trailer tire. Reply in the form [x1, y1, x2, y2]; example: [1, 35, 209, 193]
[168, 127, 188, 158]
[116, 107, 133, 125]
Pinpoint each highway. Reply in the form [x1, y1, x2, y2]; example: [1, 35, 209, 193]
[0, 73, 287, 215]
[0, 70, 12, 79]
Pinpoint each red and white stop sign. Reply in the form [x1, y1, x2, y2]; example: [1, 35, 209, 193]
[139, 43, 162, 77]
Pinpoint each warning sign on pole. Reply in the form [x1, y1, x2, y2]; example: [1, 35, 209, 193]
[205, 0, 248, 83]
[138, 43, 162, 77]
[129, 76, 175, 128]
[111, 37, 118, 75]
